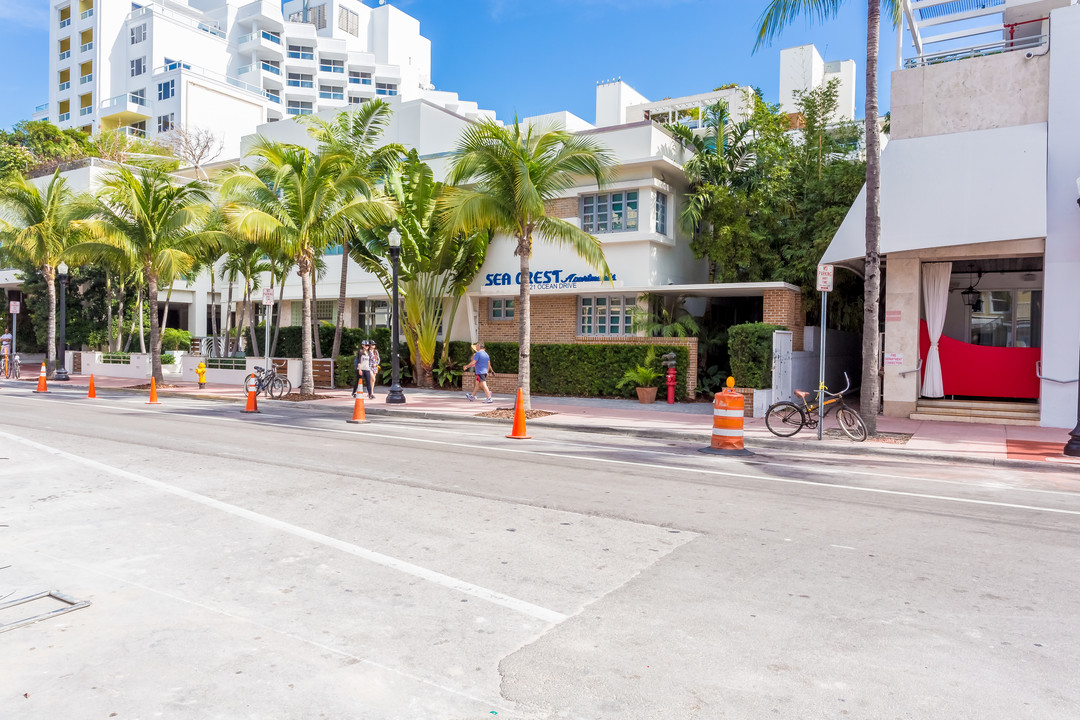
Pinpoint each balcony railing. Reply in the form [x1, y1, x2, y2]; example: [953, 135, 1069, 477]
[287, 50, 314, 60]
[287, 106, 312, 116]
[165, 61, 263, 97]
[80, 73, 93, 85]
[319, 63, 344, 73]
[59, 112, 71, 122]
[349, 77, 372, 85]
[99, 92, 147, 112]
[127, 5, 225, 39]
[80, 8, 93, 20]
[59, 18, 70, 28]
[59, 50, 71, 61]
[81, 41, 94, 53]
[79, 106, 93, 116]
[287, 79, 313, 88]
[319, 90, 344, 100]
[265, 92, 280, 104]
[59, 81, 70, 91]
[904, 34, 1048, 68]
[261, 30, 281, 44]
[35, 102, 49, 113]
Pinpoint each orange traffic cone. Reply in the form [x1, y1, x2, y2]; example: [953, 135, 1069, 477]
[243, 388, 259, 413]
[33, 362, 48, 393]
[505, 388, 531, 440]
[87, 374, 96, 398]
[346, 396, 368, 424]
[146, 377, 161, 405]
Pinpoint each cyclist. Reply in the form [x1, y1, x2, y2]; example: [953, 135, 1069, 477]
[1, 327, 11, 377]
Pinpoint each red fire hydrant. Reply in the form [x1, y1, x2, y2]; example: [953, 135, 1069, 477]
[666, 367, 677, 404]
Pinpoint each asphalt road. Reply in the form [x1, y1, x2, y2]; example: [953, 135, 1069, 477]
[2, 382, 1079, 719]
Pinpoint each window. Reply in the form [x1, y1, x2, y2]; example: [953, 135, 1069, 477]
[316, 300, 335, 322]
[358, 300, 389, 330]
[130, 57, 146, 77]
[319, 85, 343, 100]
[349, 70, 372, 85]
[581, 191, 638, 234]
[157, 79, 174, 100]
[287, 100, 312, 116]
[157, 113, 174, 132]
[130, 24, 146, 44]
[287, 72, 313, 88]
[287, 45, 314, 60]
[319, 58, 344, 73]
[375, 82, 397, 96]
[490, 298, 514, 320]
[338, 6, 359, 36]
[970, 289, 1042, 348]
[655, 191, 667, 235]
[288, 4, 326, 29]
[130, 88, 146, 106]
[579, 295, 637, 336]
[348, 96, 367, 106]
[265, 89, 280, 103]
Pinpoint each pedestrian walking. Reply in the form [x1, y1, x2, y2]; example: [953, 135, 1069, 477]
[368, 342, 380, 398]
[463, 341, 493, 403]
[356, 340, 374, 399]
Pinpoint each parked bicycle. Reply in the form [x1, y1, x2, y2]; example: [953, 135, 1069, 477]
[3, 353, 21, 380]
[244, 365, 291, 399]
[765, 372, 867, 442]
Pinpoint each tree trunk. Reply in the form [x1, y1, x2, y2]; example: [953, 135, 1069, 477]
[247, 295, 260, 358]
[209, 271, 219, 356]
[311, 279, 323, 359]
[148, 268, 162, 384]
[236, 280, 249, 353]
[299, 258, 314, 395]
[223, 279, 234, 356]
[271, 276, 286, 357]
[105, 272, 113, 352]
[115, 278, 126, 352]
[45, 265, 56, 379]
[137, 285, 146, 354]
[517, 236, 532, 409]
[331, 238, 348, 359]
[160, 283, 173, 335]
[860, 0, 883, 436]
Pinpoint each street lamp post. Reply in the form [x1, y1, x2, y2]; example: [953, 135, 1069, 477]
[1065, 180, 1080, 456]
[55, 262, 70, 381]
[386, 228, 406, 405]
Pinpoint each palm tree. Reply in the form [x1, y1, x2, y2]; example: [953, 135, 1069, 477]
[0, 170, 80, 378]
[443, 119, 615, 408]
[302, 103, 404, 360]
[352, 150, 488, 387]
[756, 0, 901, 434]
[221, 138, 392, 395]
[73, 165, 220, 383]
[631, 294, 701, 338]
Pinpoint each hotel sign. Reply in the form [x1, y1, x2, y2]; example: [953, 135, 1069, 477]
[483, 269, 617, 291]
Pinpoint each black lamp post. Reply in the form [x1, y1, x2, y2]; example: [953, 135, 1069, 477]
[386, 228, 406, 405]
[1065, 184, 1080, 457]
[54, 262, 70, 381]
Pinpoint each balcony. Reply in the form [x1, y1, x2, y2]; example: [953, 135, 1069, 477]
[33, 103, 49, 120]
[59, 50, 71, 61]
[98, 92, 150, 127]
[79, 106, 93, 116]
[59, 112, 71, 122]
[80, 8, 93, 20]
[239, 29, 283, 51]
[59, 81, 71, 92]
[286, 78, 314, 89]
[319, 89, 344, 100]
[80, 41, 94, 53]
[80, 73, 93, 85]
[59, 18, 70, 28]
[265, 92, 281, 104]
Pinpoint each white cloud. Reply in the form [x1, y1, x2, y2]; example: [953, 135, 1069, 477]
[0, 0, 49, 30]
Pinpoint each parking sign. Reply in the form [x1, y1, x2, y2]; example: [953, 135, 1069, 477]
[9, 301, 20, 314]
[816, 265, 834, 292]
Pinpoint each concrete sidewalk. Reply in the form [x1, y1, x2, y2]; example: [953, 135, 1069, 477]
[15, 372, 1080, 470]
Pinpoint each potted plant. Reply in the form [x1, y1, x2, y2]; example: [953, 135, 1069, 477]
[617, 348, 664, 404]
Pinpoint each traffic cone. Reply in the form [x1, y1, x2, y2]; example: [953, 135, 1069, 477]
[243, 388, 259, 413]
[346, 396, 368, 424]
[33, 363, 48, 393]
[87, 374, 96, 398]
[505, 388, 531, 440]
[146, 377, 161, 405]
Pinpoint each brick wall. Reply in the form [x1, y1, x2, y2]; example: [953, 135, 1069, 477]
[476, 295, 698, 395]
[544, 197, 578, 219]
[763, 288, 805, 351]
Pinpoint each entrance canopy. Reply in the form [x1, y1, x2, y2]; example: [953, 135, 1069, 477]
[821, 123, 1047, 266]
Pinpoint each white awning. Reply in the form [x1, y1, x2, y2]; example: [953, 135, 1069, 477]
[821, 123, 1047, 265]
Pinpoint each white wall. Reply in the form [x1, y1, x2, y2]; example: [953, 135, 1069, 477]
[779, 45, 824, 115]
[595, 80, 649, 128]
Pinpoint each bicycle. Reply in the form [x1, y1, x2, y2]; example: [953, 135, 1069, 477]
[244, 365, 290, 399]
[2, 353, 20, 380]
[765, 371, 867, 442]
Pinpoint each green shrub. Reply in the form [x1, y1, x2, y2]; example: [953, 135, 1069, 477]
[728, 322, 785, 389]
[160, 353, 176, 365]
[334, 355, 356, 388]
[615, 348, 664, 390]
[161, 328, 192, 351]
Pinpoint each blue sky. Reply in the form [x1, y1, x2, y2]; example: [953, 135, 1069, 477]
[0, 0, 900, 131]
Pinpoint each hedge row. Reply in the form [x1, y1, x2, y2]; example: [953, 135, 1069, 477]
[728, 322, 785, 389]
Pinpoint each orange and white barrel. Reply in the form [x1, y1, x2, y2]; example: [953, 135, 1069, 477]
[711, 389, 746, 452]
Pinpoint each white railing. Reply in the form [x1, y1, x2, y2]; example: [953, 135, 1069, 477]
[319, 63, 344, 73]
[59, 50, 71, 60]
[80, 8, 93, 20]
[262, 30, 281, 44]
[59, 112, 71, 121]
[287, 49, 314, 60]
[127, 4, 225, 39]
[265, 92, 280, 103]
[79, 106, 93, 116]
[35, 102, 49, 112]
[79, 74, 92, 84]
[81, 41, 93, 53]
[904, 34, 1048, 68]
[260, 61, 280, 75]
[59, 17, 70, 28]
[159, 61, 263, 97]
[319, 90, 344, 100]
[99, 92, 147, 112]
[58, 81, 70, 91]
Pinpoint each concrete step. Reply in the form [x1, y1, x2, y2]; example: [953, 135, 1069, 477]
[913, 407, 1041, 421]
[916, 399, 1039, 413]
[909, 412, 1041, 426]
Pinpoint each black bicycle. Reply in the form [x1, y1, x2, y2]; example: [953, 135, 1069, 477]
[244, 365, 290, 399]
[3, 353, 20, 380]
[765, 372, 867, 442]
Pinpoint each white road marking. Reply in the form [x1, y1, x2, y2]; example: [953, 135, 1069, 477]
[830, 544, 856, 550]
[0, 429, 568, 624]
[10, 395, 1080, 517]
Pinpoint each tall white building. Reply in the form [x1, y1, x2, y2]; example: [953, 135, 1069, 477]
[40, 0, 492, 159]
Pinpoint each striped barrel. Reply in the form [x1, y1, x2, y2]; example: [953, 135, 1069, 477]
[711, 390, 745, 451]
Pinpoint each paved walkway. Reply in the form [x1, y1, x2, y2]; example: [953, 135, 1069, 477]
[15, 373, 1080, 470]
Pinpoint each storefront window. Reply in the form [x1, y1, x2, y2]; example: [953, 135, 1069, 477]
[970, 289, 1041, 348]
[579, 295, 637, 336]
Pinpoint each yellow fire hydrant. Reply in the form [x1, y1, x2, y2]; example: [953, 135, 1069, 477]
[196, 362, 207, 389]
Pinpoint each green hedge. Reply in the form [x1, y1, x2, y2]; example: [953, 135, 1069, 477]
[728, 322, 785, 389]
[480, 342, 690, 400]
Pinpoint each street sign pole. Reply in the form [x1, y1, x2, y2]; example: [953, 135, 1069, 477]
[816, 265, 834, 441]
[9, 300, 20, 356]
[262, 288, 274, 369]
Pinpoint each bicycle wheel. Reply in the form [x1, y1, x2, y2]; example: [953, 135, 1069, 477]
[12, 360, 19, 379]
[836, 407, 868, 442]
[279, 377, 292, 397]
[765, 401, 805, 437]
[269, 376, 287, 399]
[243, 373, 260, 395]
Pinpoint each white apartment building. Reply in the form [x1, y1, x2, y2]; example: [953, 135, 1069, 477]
[39, 0, 492, 159]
